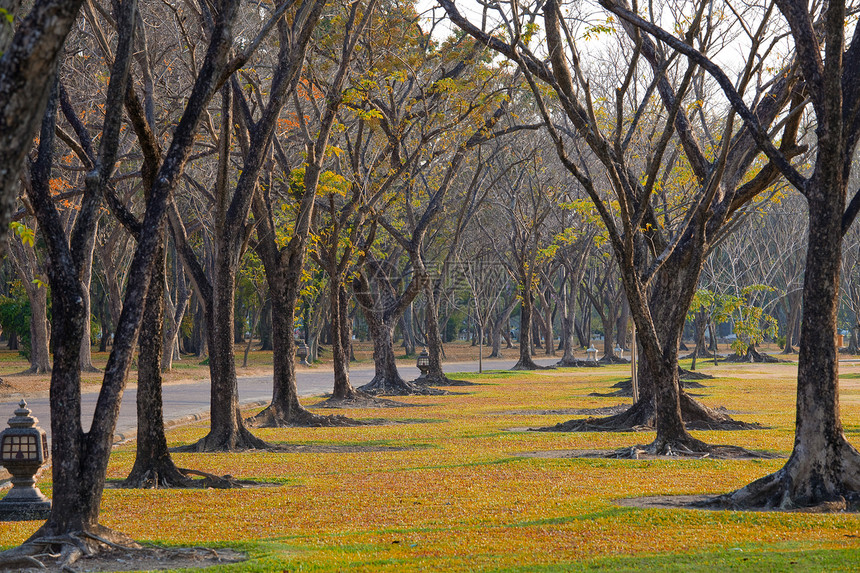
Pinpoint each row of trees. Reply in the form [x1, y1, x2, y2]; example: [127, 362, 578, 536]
[0, 0, 858, 567]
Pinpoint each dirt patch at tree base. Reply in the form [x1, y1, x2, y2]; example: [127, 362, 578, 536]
[614, 494, 860, 513]
[490, 404, 631, 416]
[517, 446, 782, 461]
[310, 395, 424, 408]
[268, 443, 421, 454]
[592, 378, 708, 398]
[106, 468, 282, 490]
[555, 359, 603, 368]
[0, 546, 246, 572]
[418, 377, 482, 387]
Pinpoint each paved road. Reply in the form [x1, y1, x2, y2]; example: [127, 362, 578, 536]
[0, 356, 558, 443]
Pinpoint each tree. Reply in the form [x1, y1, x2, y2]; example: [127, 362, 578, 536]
[243, 0, 378, 426]
[478, 141, 564, 370]
[339, 6, 515, 394]
[6, 219, 51, 373]
[442, 0, 801, 453]
[652, 0, 860, 509]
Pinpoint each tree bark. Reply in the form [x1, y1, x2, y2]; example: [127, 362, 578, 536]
[331, 282, 357, 399]
[489, 297, 516, 358]
[123, 238, 187, 487]
[720, 180, 860, 508]
[7, 227, 51, 373]
[512, 286, 542, 370]
[78, 225, 99, 372]
[162, 251, 189, 371]
[353, 267, 427, 395]
[420, 279, 461, 385]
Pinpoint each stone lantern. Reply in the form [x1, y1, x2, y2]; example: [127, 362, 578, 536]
[614, 345, 624, 360]
[296, 338, 311, 366]
[586, 345, 598, 362]
[0, 400, 51, 520]
[415, 347, 430, 383]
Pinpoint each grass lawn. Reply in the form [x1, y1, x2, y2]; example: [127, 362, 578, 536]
[1, 345, 859, 571]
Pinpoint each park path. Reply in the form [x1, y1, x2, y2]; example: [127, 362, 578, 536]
[0, 356, 559, 443]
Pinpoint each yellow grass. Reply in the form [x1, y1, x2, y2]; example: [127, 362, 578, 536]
[1, 347, 860, 571]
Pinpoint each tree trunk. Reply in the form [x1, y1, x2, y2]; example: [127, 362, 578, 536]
[351, 260, 429, 395]
[8, 233, 52, 373]
[542, 289, 554, 355]
[513, 286, 541, 370]
[357, 311, 418, 394]
[489, 298, 515, 358]
[78, 228, 99, 372]
[124, 239, 187, 487]
[557, 276, 578, 365]
[189, 246, 265, 451]
[14, 0, 239, 547]
[331, 282, 357, 399]
[161, 258, 189, 371]
[97, 293, 109, 352]
[781, 292, 801, 354]
[27, 283, 51, 373]
[720, 170, 860, 509]
[258, 297, 273, 351]
[0, 0, 86, 261]
[252, 282, 313, 423]
[191, 297, 207, 358]
[419, 280, 461, 385]
[575, 291, 591, 348]
[401, 302, 416, 355]
[616, 300, 629, 350]
[601, 299, 616, 360]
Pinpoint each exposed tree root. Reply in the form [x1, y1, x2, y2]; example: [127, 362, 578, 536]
[678, 367, 713, 380]
[247, 404, 366, 428]
[599, 376, 708, 398]
[0, 531, 245, 571]
[678, 393, 761, 430]
[177, 425, 268, 452]
[511, 359, 556, 371]
[311, 395, 418, 408]
[722, 346, 783, 363]
[681, 347, 716, 360]
[121, 459, 190, 489]
[536, 392, 760, 433]
[599, 355, 629, 365]
[14, 365, 51, 376]
[535, 399, 656, 432]
[555, 358, 603, 367]
[0, 525, 138, 571]
[358, 375, 448, 396]
[416, 374, 478, 387]
[699, 440, 860, 511]
[607, 441, 780, 459]
[176, 468, 249, 488]
[119, 465, 251, 489]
